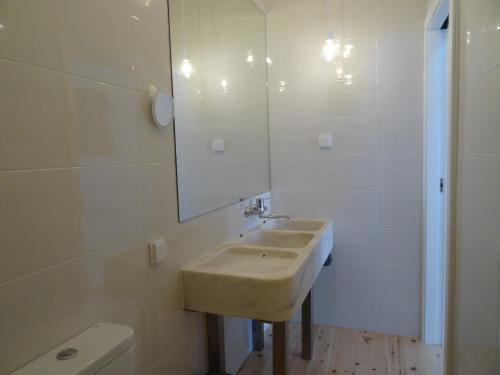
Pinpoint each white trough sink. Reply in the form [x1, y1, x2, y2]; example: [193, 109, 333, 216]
[182, 219, 333, 322]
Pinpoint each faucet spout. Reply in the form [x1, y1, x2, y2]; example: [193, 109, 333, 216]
[259, 214, 291, 220]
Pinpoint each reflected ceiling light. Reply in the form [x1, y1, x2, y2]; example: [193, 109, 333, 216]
[144, 0, 152, 6]
[279, 80, 287, 93]
[343, 43, 354, 58]
[180, 58, 193, 79]
[344, 74, 353, 86]
[321, 33, 340, 64]
[335, 66, 343, 79]
[0, 24, 4, 31]
[497, 25, 500, 31]
[266, 56, 273, 65]
[246, 51, 254, 65]
[321, 0, 354, 85]
[220, 79, 229, 93]
[466, 30, 471, 44]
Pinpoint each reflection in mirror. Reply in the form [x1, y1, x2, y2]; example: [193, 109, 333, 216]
[169, 0, 271, 221]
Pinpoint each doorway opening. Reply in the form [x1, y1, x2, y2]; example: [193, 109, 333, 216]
[423, 1, 455, 372]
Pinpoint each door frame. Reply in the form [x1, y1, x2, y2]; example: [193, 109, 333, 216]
[422, 0, 459, 373]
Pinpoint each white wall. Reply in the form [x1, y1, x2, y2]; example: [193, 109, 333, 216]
[267, 0, 426, 336]
[452, 0, 500, 373]
[0, 0, 258, 373]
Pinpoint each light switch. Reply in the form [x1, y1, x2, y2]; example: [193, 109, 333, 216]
[212, 139, 224, 152]
[149, 238, 167, 266]
[318, 134, 332, 149]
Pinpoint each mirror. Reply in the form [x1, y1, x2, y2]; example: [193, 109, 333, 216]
[169, 0, 270, 221]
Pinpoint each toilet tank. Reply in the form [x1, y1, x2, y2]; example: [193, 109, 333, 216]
[12, 323, 135, 375]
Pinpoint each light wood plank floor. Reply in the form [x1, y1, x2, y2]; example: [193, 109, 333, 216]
[237, 324, 442, 375]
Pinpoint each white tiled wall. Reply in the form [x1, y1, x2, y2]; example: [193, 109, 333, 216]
[0, 0, 263, 373]
[266, 0, 425, 336]
[453, 0, 500, 373]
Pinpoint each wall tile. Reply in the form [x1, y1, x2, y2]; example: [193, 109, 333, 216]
[378, 228, 421, 267]
[0, 166, 142, 283]
[377, 73, 423, 119]
[378, 113, 423, 153]
[272, 191, 378, 230]
[141, 163, 178, 232]
[459, 0, 500, 84]
[225, 317, 252, 374]
[457, 217, 500, 321]
[332, 227, 378, 263]
[0, 60, 140, 170]
[460, 68, 500, 154]
[132, 19, 172, 92]
[459, 154, 500, 242]
[455, 277, 497, 374]
[148, 282, 193, 364]
[378, 191, 421, 230]
[377, 153, 422, 192]
[378, 264, 420, 336]
[151, 317, 208, 375]
[0, 0, 135, 87]
[454, 0, 500, 371]
[270, 116, 377, 156]
[106, 0, 168, 33]
[376, 0, 425, 77]
[271, 155, 376, 192]
[330, 262, 380, 332]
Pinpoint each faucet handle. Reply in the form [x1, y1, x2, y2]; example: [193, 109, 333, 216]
[255, 198, 268, 214]
[243, 197, 269, 217]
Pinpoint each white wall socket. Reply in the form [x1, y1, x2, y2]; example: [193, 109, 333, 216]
[149, 238, 167, 266]
[212, 139, 225, 152]
[318, 134, 333, 149]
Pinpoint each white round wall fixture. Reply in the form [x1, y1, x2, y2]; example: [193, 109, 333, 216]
[148, 84, 174, 128]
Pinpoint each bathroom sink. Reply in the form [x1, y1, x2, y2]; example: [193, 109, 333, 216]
[182, 219, 333, 321]
[261, 219, 327, 232]
[240, 230, 314, 248]
[196, 246, 298, 276]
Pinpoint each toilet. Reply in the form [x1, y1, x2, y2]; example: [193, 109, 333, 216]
[12, 323, 135, 375]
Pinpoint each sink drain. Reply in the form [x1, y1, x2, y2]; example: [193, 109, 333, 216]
[56, 348, 79, 361]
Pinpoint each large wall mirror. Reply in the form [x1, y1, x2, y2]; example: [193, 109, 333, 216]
[169, 0, 270, 221]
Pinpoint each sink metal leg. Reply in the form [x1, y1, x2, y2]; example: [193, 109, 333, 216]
[207, 313, 226, 373]
[301, 289, 313, 360]
[252, 320, 265, 351]
[272, 321, 288, 375]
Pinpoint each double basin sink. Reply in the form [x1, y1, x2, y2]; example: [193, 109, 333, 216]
[182, 219, 333, 322]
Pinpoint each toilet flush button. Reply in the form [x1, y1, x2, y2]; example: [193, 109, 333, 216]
[56, 348, 79, 361]
[149, 238, 167, 266]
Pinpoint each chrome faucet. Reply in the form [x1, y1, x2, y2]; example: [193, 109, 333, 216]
[244, 198, 290, 219]
[244, 198, 267, 217]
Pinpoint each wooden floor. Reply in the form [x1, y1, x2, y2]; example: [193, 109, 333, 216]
[237, 324, 442, 375]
